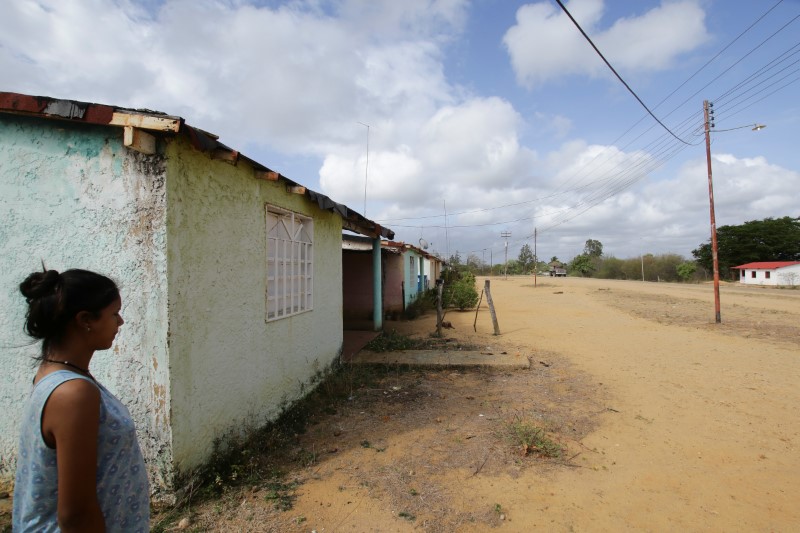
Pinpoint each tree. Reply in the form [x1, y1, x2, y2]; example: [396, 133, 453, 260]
[569, 254, 596, 277]
[517, 244, 535, 274]
[692, 216, 800, 277]
[550, 256, 559, 263]
[583, 239, 603, 257]
[465, 253, 482, 273]
[676, 261, 697, 282]
[448, 251, 463, 269]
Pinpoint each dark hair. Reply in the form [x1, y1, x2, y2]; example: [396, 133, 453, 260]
[19, 268, 120, 358]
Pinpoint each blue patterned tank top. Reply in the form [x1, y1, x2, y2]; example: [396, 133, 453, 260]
[13, 370, 149, 532]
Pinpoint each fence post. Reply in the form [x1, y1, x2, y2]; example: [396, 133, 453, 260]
[484, 279, 500, 335]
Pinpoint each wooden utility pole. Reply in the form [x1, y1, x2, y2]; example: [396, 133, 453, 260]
[704, 99, 721, 323]
[534, 227, 538, 287]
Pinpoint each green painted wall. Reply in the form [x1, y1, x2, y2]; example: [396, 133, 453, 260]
[164, 135, 344, 472]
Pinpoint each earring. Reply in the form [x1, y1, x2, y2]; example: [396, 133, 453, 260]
[86, 327, 91, 332]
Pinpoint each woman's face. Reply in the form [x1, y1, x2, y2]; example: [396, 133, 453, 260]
[86, 295, 124, 350]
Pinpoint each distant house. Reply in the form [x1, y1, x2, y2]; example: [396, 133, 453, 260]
[732, 261, 800, 286]
[0, 92, 394, 494]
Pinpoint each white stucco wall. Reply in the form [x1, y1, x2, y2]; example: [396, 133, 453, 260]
[164, 136, 344, 473]
[0, 115, 171, 489]
[739, 264, 800, 286]
[777, 264, 800, 285]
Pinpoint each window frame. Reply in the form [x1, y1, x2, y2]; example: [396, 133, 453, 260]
[265, 205, 314, 322]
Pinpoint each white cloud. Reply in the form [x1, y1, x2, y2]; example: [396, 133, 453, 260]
[503, 0, 710, 88]
[1, 0, 795, 265]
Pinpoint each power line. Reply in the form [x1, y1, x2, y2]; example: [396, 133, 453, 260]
[553, 0, 692, 146]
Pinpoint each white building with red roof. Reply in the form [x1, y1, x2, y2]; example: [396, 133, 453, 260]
[732, 262, 800, 286]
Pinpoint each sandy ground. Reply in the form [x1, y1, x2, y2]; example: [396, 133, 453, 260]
[7, 277, 797, 532]
[165, 276, 799, 532]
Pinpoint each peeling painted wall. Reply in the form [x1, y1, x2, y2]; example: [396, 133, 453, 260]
[1, 115, 347, 492]
[164, 135, 344, 472]
[402, 249, 424, 309]
[0, 115, 171, 489]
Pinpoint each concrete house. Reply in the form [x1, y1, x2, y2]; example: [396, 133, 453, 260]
[342, 236, 443, 326]
[0, 92, 393, 493]
[732, 261, 800, 286]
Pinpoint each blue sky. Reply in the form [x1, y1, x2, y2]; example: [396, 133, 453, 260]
[3, 0, 798, 264]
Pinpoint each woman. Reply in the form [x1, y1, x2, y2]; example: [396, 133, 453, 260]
[13, 268, 149, 532]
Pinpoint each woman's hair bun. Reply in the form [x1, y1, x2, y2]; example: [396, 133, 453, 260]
[19, 269, 61, 301]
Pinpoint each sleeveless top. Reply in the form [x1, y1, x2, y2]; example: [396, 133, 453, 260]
[13, 370, 149, 532]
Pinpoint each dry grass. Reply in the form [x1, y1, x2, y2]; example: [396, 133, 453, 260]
[151, 334, 606, 532]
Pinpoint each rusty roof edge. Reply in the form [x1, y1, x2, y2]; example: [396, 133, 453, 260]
[0, 91, 394, 240]
[0, 91, 183, 128]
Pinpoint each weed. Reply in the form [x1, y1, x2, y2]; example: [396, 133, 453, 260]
[365, 330, 418, 352]
[504, 417, 562, 458]
[263, 478, 298, 512]
[398, 511, 416, 521]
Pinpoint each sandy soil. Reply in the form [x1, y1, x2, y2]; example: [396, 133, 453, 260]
[162, 276, 800, 532]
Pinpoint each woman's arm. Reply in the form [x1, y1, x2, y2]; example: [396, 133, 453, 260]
[42, 379, 106, 532]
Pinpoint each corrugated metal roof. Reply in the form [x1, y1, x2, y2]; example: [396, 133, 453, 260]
[732, 261, 800, 269]
[0, 91, 394, 240]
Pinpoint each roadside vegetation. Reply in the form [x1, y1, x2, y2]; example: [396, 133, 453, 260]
[437, 216, 799, 284]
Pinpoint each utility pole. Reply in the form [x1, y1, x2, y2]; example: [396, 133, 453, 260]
[501, 231, 511, 280]
[641, 252, 645, 282]
[704, 100, 721, 323]
[534, 227, 538, 287]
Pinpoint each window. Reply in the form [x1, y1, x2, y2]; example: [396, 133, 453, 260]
[751, 271, 757, 278]
[765, 271, 771, 279]
[266, 206, 313, 321]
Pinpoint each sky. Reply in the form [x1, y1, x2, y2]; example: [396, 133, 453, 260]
[2, 0, 799, 265]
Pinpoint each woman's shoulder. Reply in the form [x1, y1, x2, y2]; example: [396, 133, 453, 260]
[33, 368, 96, 389]
[33, 370, 100, 408]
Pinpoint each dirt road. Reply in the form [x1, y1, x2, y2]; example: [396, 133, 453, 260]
[461, 277, 800, 532]
[182, 276, 800, 532]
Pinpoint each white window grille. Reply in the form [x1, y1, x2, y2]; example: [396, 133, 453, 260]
[266, 205, 313, 321]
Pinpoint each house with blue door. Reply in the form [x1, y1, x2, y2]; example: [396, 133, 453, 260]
[342, 236, 443, 326]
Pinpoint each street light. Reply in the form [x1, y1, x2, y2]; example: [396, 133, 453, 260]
[703, 100, 765, 323]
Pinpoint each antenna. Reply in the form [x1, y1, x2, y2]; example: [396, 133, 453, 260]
[419, 238, 429, 250]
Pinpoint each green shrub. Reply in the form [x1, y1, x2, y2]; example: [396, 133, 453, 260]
[447, 279, 479, 310]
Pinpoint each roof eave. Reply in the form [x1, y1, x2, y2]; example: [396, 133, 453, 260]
[0, 91, 394, 241]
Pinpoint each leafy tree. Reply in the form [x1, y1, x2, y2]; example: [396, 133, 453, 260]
[676, 261, 697, 282]
[692, 216, 800, 277]
[503, 259, 522, 276]
[550, 256, 559, 263]
[517, 244, 535, 273]
[569, 254, 596, 277]
[465, 253, 482, 273]
[448, 251, 463, 269]
[583, 239, 603, 257]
